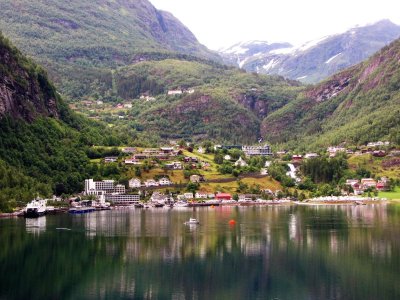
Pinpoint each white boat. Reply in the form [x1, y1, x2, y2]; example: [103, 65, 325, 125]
[24, 198, 47, 218]
[174, 201, 189, 208]
[184, 218, 199, 225]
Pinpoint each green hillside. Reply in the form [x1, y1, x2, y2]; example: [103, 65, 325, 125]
[0, 0, 219, 100]
[261, 38, 400, 150]
[0, 33, 128, 212]
[82, 59, 303, 143]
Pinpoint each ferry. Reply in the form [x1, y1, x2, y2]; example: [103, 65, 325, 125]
[24, 199, 47, 218]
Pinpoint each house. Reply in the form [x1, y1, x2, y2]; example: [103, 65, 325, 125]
[197, 147, 205, 154]
[361, 178, 377, 188]
[158, 177, 172, 186]
[224, 155, 232, 161]
[352, 183, 364, 195]
[238, 194, 258, 202]
[167, 90, 183, 95]
[190, 175, 201, 183]
[184, 157, 199, 163]
[144, 179, 159, 187]
[346, 179, 360, 186]
[376, 177, 390, 191]
[234, 157, 248, 167]
[129, 178, 141, 188]
[124, 103, 132, 109]
[165, 161, 183, 170]
[183, 192, 194, 199]
[373, 150, 386, 157]
[216, 193, 232, 200]
[160, 147, 174, 154]
[305, 153, 319, 159]
[327, 146, 346, 157]
[125, 158, 141, 165]
[195, 191, 208, 199]
[122, 147, 136, 154]
[261, 168, 268, 175]
[292, 155, 303, 162]
[104, 157, 118, 163]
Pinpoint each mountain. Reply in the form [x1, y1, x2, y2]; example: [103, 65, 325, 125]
[219, 41, 292, 68]
[220, 20, 400, 83]
[261, 38, 400, 150]
[110, 59, 303, 143]
[0, 33, 128, 212]
[0, 0, 220, 100]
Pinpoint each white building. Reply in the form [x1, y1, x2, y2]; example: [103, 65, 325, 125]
[242, 144, 272, 156]
[305, 153, 319, 159]
[144, 179, 159, 187]
[125, 158, 141, 165]
[85, 179, 124, 195]
[235, 157, 248, 167]
[167, 90, 183, 95]
[158, 177, 172, 186]
[106, 194, 140, 205]
[195, 191, 208, 199]
[129, 178, 141, 188]
[183, 193, 194, 199]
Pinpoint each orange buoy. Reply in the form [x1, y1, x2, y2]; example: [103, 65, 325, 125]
[229, 219, 236, 225]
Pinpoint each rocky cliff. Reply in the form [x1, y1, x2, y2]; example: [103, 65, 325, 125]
[0, 34, 60, 121]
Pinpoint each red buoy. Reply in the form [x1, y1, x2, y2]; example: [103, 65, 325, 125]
[229, 219, 236, 225]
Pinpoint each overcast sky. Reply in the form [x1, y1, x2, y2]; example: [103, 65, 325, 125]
[149, 0, 400, 50]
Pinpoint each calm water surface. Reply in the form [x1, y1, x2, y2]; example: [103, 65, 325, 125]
[0, 204, 399, 300]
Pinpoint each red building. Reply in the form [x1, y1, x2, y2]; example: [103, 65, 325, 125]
[216, 193, 232, 200]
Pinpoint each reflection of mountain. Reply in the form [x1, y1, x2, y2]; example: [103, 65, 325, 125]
[0, 206, 397, 299]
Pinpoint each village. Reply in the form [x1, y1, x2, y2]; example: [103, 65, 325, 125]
[75, 139, 399, 209]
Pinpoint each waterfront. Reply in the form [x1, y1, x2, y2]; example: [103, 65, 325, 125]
[0, 204, 399, 299]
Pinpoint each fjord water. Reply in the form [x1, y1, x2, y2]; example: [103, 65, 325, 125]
[0, 205, 399, 300]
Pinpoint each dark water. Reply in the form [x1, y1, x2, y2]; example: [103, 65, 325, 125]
[0, 204, 399, 300]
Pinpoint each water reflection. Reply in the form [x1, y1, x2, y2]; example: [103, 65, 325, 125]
[25, 217, 46, 235]
[0, 204, 399, 300]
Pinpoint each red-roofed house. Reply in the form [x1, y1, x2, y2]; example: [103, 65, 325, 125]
[216, 193, 232, 200]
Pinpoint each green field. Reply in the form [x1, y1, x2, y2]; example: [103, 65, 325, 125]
[378, 187, 400, 200]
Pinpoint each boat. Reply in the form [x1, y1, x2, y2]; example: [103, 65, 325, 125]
[68, 206, 96, 214]
[24, 199, 47, 218]
[184, 218, 199, 225]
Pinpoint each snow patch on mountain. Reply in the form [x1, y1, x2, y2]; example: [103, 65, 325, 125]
[325, 53, 342, 64]
[263, 59, 278, 71]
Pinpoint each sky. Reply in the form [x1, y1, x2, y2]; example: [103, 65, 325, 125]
[149, 0, 400, 50]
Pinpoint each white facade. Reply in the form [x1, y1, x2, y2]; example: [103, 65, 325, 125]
[106, 194, 140, 205]
[235, 157, 248, 167]
[184, 193, 194, 199]
[242, 144, 272, 156]
[129, 178, 141, 188]
[145, 180, 159, 187]
[158, 177, 172, 186]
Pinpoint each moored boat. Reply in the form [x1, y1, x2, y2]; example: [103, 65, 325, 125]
[24, 199, 47, 218]
[68, 206, 96, 214]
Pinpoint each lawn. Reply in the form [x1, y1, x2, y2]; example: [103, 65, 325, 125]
[348, 154, 400, 178]
[378, 187, 400, 200]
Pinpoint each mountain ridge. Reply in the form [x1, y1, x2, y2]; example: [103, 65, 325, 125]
[219, 20, 400, 83]
[261, 37, 400, 149]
